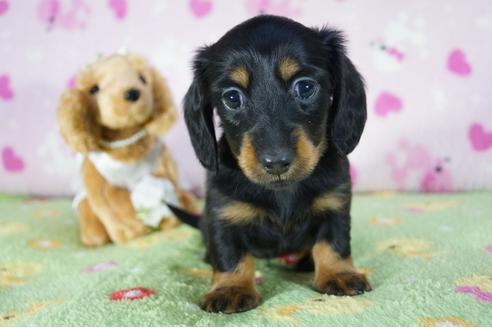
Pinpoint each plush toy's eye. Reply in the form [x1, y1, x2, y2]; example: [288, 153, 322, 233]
[89, 85, 99, 95]
[293, 78, 318, 101]
[222, 88, 244, 110]
[139, 74, 146, 84]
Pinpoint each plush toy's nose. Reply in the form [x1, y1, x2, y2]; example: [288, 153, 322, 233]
[124, 88, 140, 102]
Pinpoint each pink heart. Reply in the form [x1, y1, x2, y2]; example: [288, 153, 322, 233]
[108, 0, 127, 19]
[189, 0, 212, 18]
[468, 123, 492, 151]
[447, 49, 471, 76]
[485, 244, 492, 253]
[0, 74, 14, 100]
[374, 92, 402, 117]
[37, 0, 60, 24]
[2, 147, 25, 172]
[0, 0, 9, 15]
[66, 75, 76, 89]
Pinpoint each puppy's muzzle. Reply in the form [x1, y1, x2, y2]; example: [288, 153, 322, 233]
[260, 149, 293, 175]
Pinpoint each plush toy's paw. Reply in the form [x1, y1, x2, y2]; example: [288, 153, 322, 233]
[81, 229, 110, 247]
[79, 199, 110, 246]
[159, 216, 179, 230]
[314, 271, 372, 296]
[201, 286, 261, 314]
[107, 218, 148, 244]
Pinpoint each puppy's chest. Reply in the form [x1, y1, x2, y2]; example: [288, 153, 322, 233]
[242, 193, 318, 253]
[268, 192, 312, 227]
[243, 210, 317, 258]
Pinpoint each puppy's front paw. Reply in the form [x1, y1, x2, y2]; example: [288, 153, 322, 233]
[314, 271, 372, 296]
[201, 286, 261, 314]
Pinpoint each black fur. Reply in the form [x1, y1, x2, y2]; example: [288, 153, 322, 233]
[181, 15, 368, 311]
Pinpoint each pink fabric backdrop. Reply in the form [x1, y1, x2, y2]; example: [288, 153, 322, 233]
[1, 0, 491, 195]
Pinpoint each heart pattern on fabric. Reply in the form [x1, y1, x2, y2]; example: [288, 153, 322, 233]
[189, 0, 212, 18]
[374, 92, 403, 117]
[108, 0, 127, 19]
[2, 147, 25, 172]
[468, 123, 492, 152]
[0, 0, 9, 15]
[0, 75, 14, 100]
[447, 49, 472, 76]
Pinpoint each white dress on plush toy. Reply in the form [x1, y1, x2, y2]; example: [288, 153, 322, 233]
[73, 143, 179, 227]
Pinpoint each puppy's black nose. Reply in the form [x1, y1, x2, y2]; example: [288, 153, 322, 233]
[124, 88, 140, 102]
[261, 152, 293, 175]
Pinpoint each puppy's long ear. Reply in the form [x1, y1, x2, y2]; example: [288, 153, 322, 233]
[183, 55, 218, 172]
[319, 28, 367, 155]
[145, 67, 178, 136]
[57, 87, 101, 153]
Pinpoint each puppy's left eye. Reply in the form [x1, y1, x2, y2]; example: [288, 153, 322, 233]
[139, 74, 147, 84]
[222, 88, 244, 110]
[293, 78, 318, 100]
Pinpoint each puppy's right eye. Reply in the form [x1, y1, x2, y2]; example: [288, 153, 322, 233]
[222, 88, 244, 110]
[293, 78, 318, 101]
[89, 85, 99, 95]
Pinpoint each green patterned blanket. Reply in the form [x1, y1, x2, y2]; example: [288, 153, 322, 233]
[1, 192, 491, 326]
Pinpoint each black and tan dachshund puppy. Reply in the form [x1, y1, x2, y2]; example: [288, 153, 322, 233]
[182, 15, 370, 313]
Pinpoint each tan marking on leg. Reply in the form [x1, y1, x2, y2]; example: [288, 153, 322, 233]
[312, 242, 354, 280]
[311, 192, 347, 213]
[312, 241, 371, 295]
[279, 57, 300, 81]
[219, 201, 266, 224]
[211, 255, 256, 290]
[202, 255, 261, 313]
[230, 66, 250, 88]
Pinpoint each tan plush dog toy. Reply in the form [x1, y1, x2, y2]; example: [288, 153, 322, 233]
[57, 53, 196, 246]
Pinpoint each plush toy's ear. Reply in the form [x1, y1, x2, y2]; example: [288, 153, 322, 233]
[144, 67, 178, 136]
[183, 54, 218, 172]
[319, 28, 367, 155]
[57, 86, 101, 153]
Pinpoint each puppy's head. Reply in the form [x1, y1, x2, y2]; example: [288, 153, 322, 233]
[184, 15, 366, 189]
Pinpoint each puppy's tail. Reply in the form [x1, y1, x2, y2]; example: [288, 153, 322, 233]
[168, 204, 201, 229]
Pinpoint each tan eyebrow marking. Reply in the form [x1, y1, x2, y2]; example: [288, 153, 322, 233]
[229, 66, 250, 88]
[279, 57, 300, 81]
